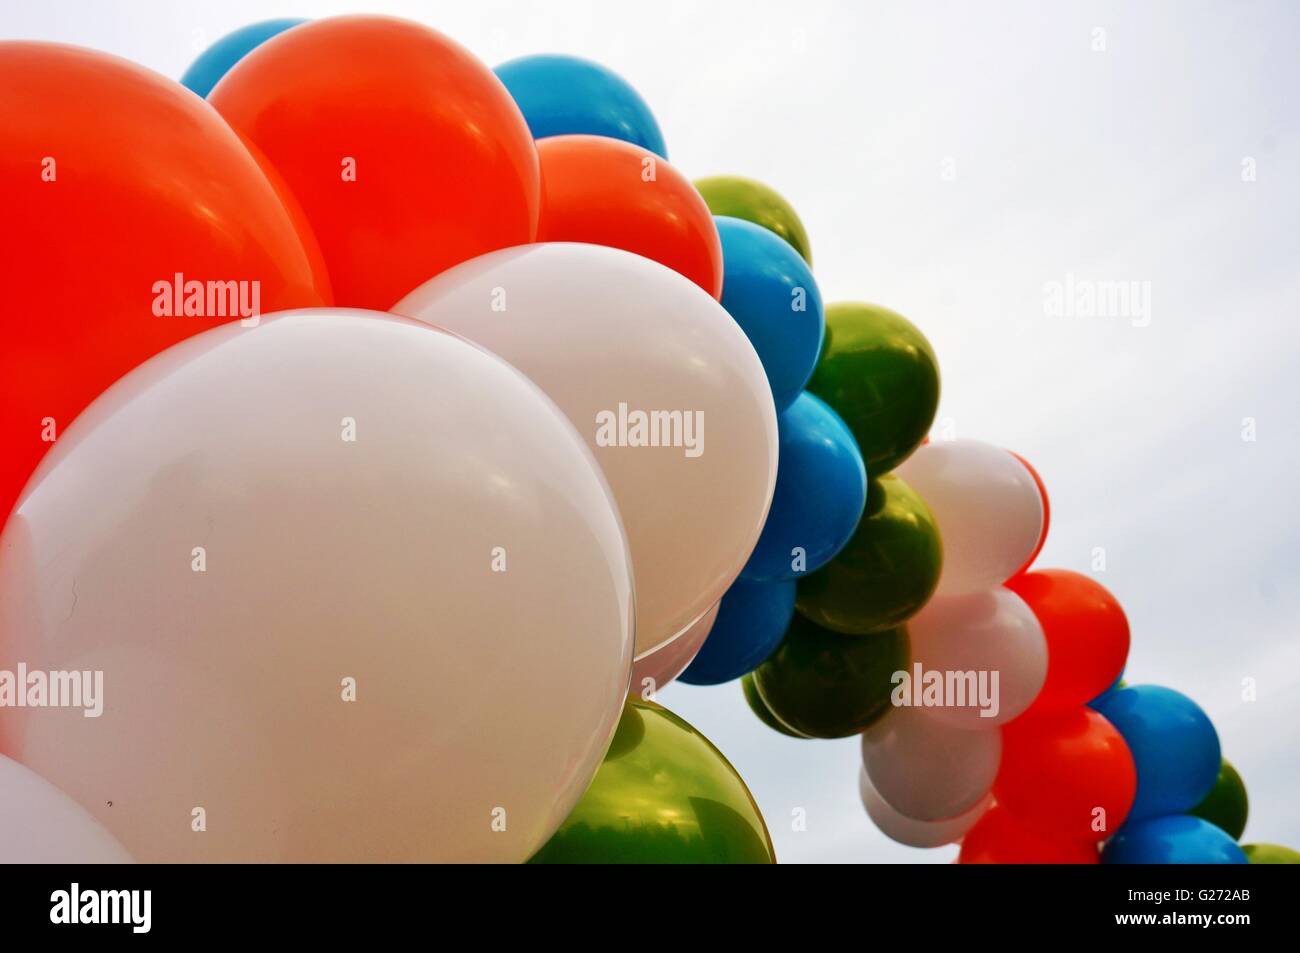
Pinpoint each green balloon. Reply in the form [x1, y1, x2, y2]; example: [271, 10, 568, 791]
[529, 698, 775, 864]
[1189, 758, 1249, 840]
[741, 672, 808, 738]
[694, 174, 812, 265]
[796, 474, 942, 634]
[806, 302, 939, 474]
[1242, 843, 1300, 864]
[752, 613, 909, 739]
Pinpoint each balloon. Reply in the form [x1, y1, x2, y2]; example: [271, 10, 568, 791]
[715, 216, 824, 411]
[1102, 815, 1247, 865]
[1008, 452, 1050, 577]
[679, 577, 796, 686]
[994, 708, 1136, 842]
[1242, 843, 1300, 864]
[740, 392, 866, 582]
[895, 440, 1043, 595]
[805, 302, 939, 474]
[0, 311, 634, 863]
[210, 15, 539, 309]
[1006, 569, 1129, 710]
[530, 700, 775, 864]
[907, 588, 1048, 729]
[795, 474, 942, 635]
[859, 768, 989, 849]
[752, 615, 909, 739]
[536, 135, 721, 297]
[495, 54, 667, 157]
[741, 673, 809, 738]
[180, 18, 306, 96]
[394, 243, 777, 657]
[862, 706, 1001, 821]
[1090, 685, 1221, 821]
[1190, 759, 1249, 841]
[959, 804, 1100, 864]
[0, 41, 330, 528]
[695, 175, 812, 264]
[630, 601, 718, 697]
[0, 755, 134, 863]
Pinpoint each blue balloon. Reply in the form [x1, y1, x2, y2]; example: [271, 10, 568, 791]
[1102, 815, 1247, 864]
[716, 217, 824, 412]
[494, 54, 667, 158]
[740, 393, 865, 582]
[181, 19, 307, 98]
[1092, 685, 1220, 821]
[678, 577, 796, 686]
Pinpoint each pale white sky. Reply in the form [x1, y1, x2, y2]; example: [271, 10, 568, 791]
[8, 0, 1298, 863]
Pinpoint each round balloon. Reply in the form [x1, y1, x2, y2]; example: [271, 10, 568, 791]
[859, 768, 988, 849]
[629, 601, 718, 697]
[741, 673, 808, 738]
[529, 700, 775, 864]
[679, 577, 796, 686]
[1242, 843, 1300, 864]
[0, 311, 634, 863]
[1189, 758, 1248, 841]
[180, 18, 306, 96]
[1102, 815, 1247, 865]
[695, 175, 812, 264]
[394, 243, 778, 658]
[1008, 451, 1050, 577]
[0, 755, 134, 863]
[959, 804, 1100, 864]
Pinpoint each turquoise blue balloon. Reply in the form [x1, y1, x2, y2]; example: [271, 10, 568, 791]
[1092, 685, 1220, 821]
[1102, 815, 1247, 864]
[494, 54, 667, 158]
[679, 577, 796, 686]
[740, 392, 865, 581]
[181, 19, 306, 98]
[716, 216, 824, 412]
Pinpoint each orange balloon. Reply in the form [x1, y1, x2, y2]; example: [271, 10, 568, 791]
[210, 15, 540, 309]
[537, 135, 723, 299]
[959, 804, 1100, 864]
[0, 42, 330, 528]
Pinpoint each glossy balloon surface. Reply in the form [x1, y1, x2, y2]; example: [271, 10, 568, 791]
[695, 175, 812, 263]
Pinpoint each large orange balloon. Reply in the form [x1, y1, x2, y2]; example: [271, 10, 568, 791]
[210, 15, 540, 309]
[0, 42, 330, 528]
[959, 804, 1100, 864]
[537, 135, 723, 299]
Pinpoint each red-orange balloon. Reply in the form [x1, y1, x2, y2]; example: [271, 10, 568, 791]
[994, 708, 1136, 843]
[210, 15, 540, 309]
[959, 804, 1100, 864]
[0, 42, 330, 528]
[1008, 452, 1049, 577]
[537, 135, 723, 299]
[1006, 569, 1129, 710]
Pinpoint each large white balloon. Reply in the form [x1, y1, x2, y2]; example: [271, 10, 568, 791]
[0, 310, 633, 863]
[0, 755, 134, 863]
[895, 440, 1043, 595]
[630, 600, 718, 697]
[394, 243, 778, 657]
[859, 767, 989, 849]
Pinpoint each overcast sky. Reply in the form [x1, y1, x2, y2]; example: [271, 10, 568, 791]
[9, 0, 1298, 863]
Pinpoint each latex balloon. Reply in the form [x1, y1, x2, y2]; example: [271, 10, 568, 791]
[1102, 815, 1247, 865]
[0, 41, 330, 529]
[1090, 685, 1221, 821]
[495, 54, 667, 157]
[806, 302, 939, 474]
[394, 243, 777, 657]
[695, 175, 812, 264]
[630, 601, 718, 697]
[741, 673, 808, 738]
[740, 392, 866, 581]
[530, 700, 775, 864]
[1190, 759, 1249, 841]
[0, 311, 634, 863]
[180, 18, 306, 96]
[210, 15, 539, 309]
[1006, 569, 1129, 711]
[1008, 452, 1050, 577]
[716, 216, 824, 411]
[1242, 843, 1300, 864]
[907, 588, 1047, 729]
[796, 475, 942, 635]
[994, 708, 1136, 843]
[752, 615, 909, 739]
[536, 135, 722, 298]
[679, 577, 796, 686]
[959, 804, 1100, 864]
[862, 706, 1001, 822]
[859, 768, 988, 849]
[0, 755, 134, 863]
[895, 440, 1043, 596]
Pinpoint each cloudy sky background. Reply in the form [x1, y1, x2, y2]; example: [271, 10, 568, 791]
[8, 0, 1298, 862]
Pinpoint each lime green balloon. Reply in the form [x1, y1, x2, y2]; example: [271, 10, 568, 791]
[796, 475, 942, 634]
[1242, 843, 1300, 864]
[741, 672, 808, 738]
[752, 614, 909, 739]
[1189, 758, 1249, 840]
[694, 175, 812, 264]
[806, 302, 939, 474]
[529, 698, 775, 864]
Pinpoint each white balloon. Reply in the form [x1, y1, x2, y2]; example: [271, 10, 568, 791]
[859, 766, 989, 849]
[895, 439, 1043, 595]
[630, 601, 719, 697]
[394, 243, 778, 657]
[0, 310, 633, 863]
[0, 755, 133, 863]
